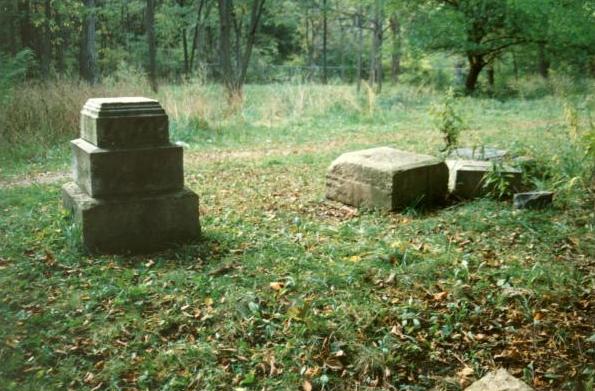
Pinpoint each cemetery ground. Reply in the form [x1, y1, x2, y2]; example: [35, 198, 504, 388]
[0, 82, 594, 390]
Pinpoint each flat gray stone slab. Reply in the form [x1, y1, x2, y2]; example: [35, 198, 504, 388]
[81, 97, 169, 149]
[465, 369, 533, 391]
[326, 147, 448, 210]
[447, 159, 522, 198]
[63, 182, 200, 254]
[72, 138, 183, 198]
[449, 147, 508, 161]
[513, 191, 553, 209]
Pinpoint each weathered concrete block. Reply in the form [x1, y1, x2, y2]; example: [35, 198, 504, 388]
[447, 159, 522, 199]
[326, 147, 448, 210]
[72, 138, 183, 198]
[513, 191, 553, 209]
[81, 97, 169, 148]
[62, 182, 200, 253]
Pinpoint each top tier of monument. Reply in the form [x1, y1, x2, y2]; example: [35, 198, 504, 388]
[80, 97, 169, 149]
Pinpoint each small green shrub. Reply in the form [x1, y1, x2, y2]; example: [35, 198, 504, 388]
[482, 162, 517, 199]
[430, 87, 465, 154]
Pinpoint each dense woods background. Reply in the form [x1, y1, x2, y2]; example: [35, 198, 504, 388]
[2, 0, 594, 97]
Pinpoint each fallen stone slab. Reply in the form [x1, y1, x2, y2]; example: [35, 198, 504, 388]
[447, 159, 522, 199]
[465, 368, 533, 391]
[448, 146, 509, 161]
[513, 191, 554, 209]
[326, 147, 448, 210]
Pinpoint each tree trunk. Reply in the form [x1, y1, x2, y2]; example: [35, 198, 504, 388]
[487, 63, 495, 92]
[538, 42, 550, 79]
[146, 0, 158, 92]
[40, 0, 52, 79]
[369, 0, 384, 93]
[218, 0, 235, 94]
[189, 0, 209, 72]
[389, 13, 401, 84]
[237, 0, 265, 87]
[55, 10, 67, 76]
[80, 0, 98, 84]
[356, 9, 363, 93]
[465, 55, 484, 94]
[182, 29, 189, 75]
[18, 0, 37, 74]
[512, 49, 519, 81]
[322, 0, 328, 84]
[218, 0, 265, 100]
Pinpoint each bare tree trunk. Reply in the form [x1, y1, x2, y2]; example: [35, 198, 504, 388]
[389, 13, 401, 84]
[80, 0, 98, 84]
[39, 0, 52, 79]
[369, 0, 384, 93]
[538, 42, 550, 79]
[190, 0, 212, 72]
[182, 29, 189, 75]
[356, 9, 363, 93]
[218, 0, 265, 100]
[512, 49, 519, 81]
[322, 0, 328, 84]
[55, 10, 68, 76]
[232, 8, 244, 72]
[218, 0, 235, 94]
[146, 0, 158, 92]
[238, 0, 265, 86]
[487, 63, 495, 93]
[465, 54, 484, 94]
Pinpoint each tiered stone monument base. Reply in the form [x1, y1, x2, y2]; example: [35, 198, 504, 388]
[63, 97, 200, 254]
[63, 182, 199, 253]
[326, 147, 448, 210]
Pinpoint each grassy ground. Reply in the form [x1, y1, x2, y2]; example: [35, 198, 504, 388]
[0, 83, 594, 390]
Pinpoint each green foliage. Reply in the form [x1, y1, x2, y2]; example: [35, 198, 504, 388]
[482, 162, 516, 199]
[430, 88, 465, 153]
[0, 49, 34, 102]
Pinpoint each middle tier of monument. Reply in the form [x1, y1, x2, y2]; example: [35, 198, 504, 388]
[71, 138, 184, 198]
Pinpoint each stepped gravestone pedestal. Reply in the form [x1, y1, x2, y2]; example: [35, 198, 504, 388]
[62, 97, 200, 253]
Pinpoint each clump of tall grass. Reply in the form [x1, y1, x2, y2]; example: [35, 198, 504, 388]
[0, 79, 150, 147]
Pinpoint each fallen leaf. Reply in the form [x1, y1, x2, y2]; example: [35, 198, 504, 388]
[269, 282, 284, 291]
[433, 291, 448, 301]
[303, 380, 312, 391]
[385, 271, 396, 284]
[457, 366, 474, 388]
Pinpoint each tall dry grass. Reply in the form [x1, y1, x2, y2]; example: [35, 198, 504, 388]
[0, 80, 373, 149]
[0, 79, 151, 146]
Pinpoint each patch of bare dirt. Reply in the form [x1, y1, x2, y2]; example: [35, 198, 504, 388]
[0, 171, 70, 189]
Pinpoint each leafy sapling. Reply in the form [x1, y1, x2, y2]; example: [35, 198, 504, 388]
[430, 88, 466, 154]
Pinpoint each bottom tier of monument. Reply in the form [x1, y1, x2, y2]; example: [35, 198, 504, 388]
[62, 182, 200, 253]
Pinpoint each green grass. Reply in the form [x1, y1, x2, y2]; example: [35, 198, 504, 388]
[1, 83, 594, 390]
